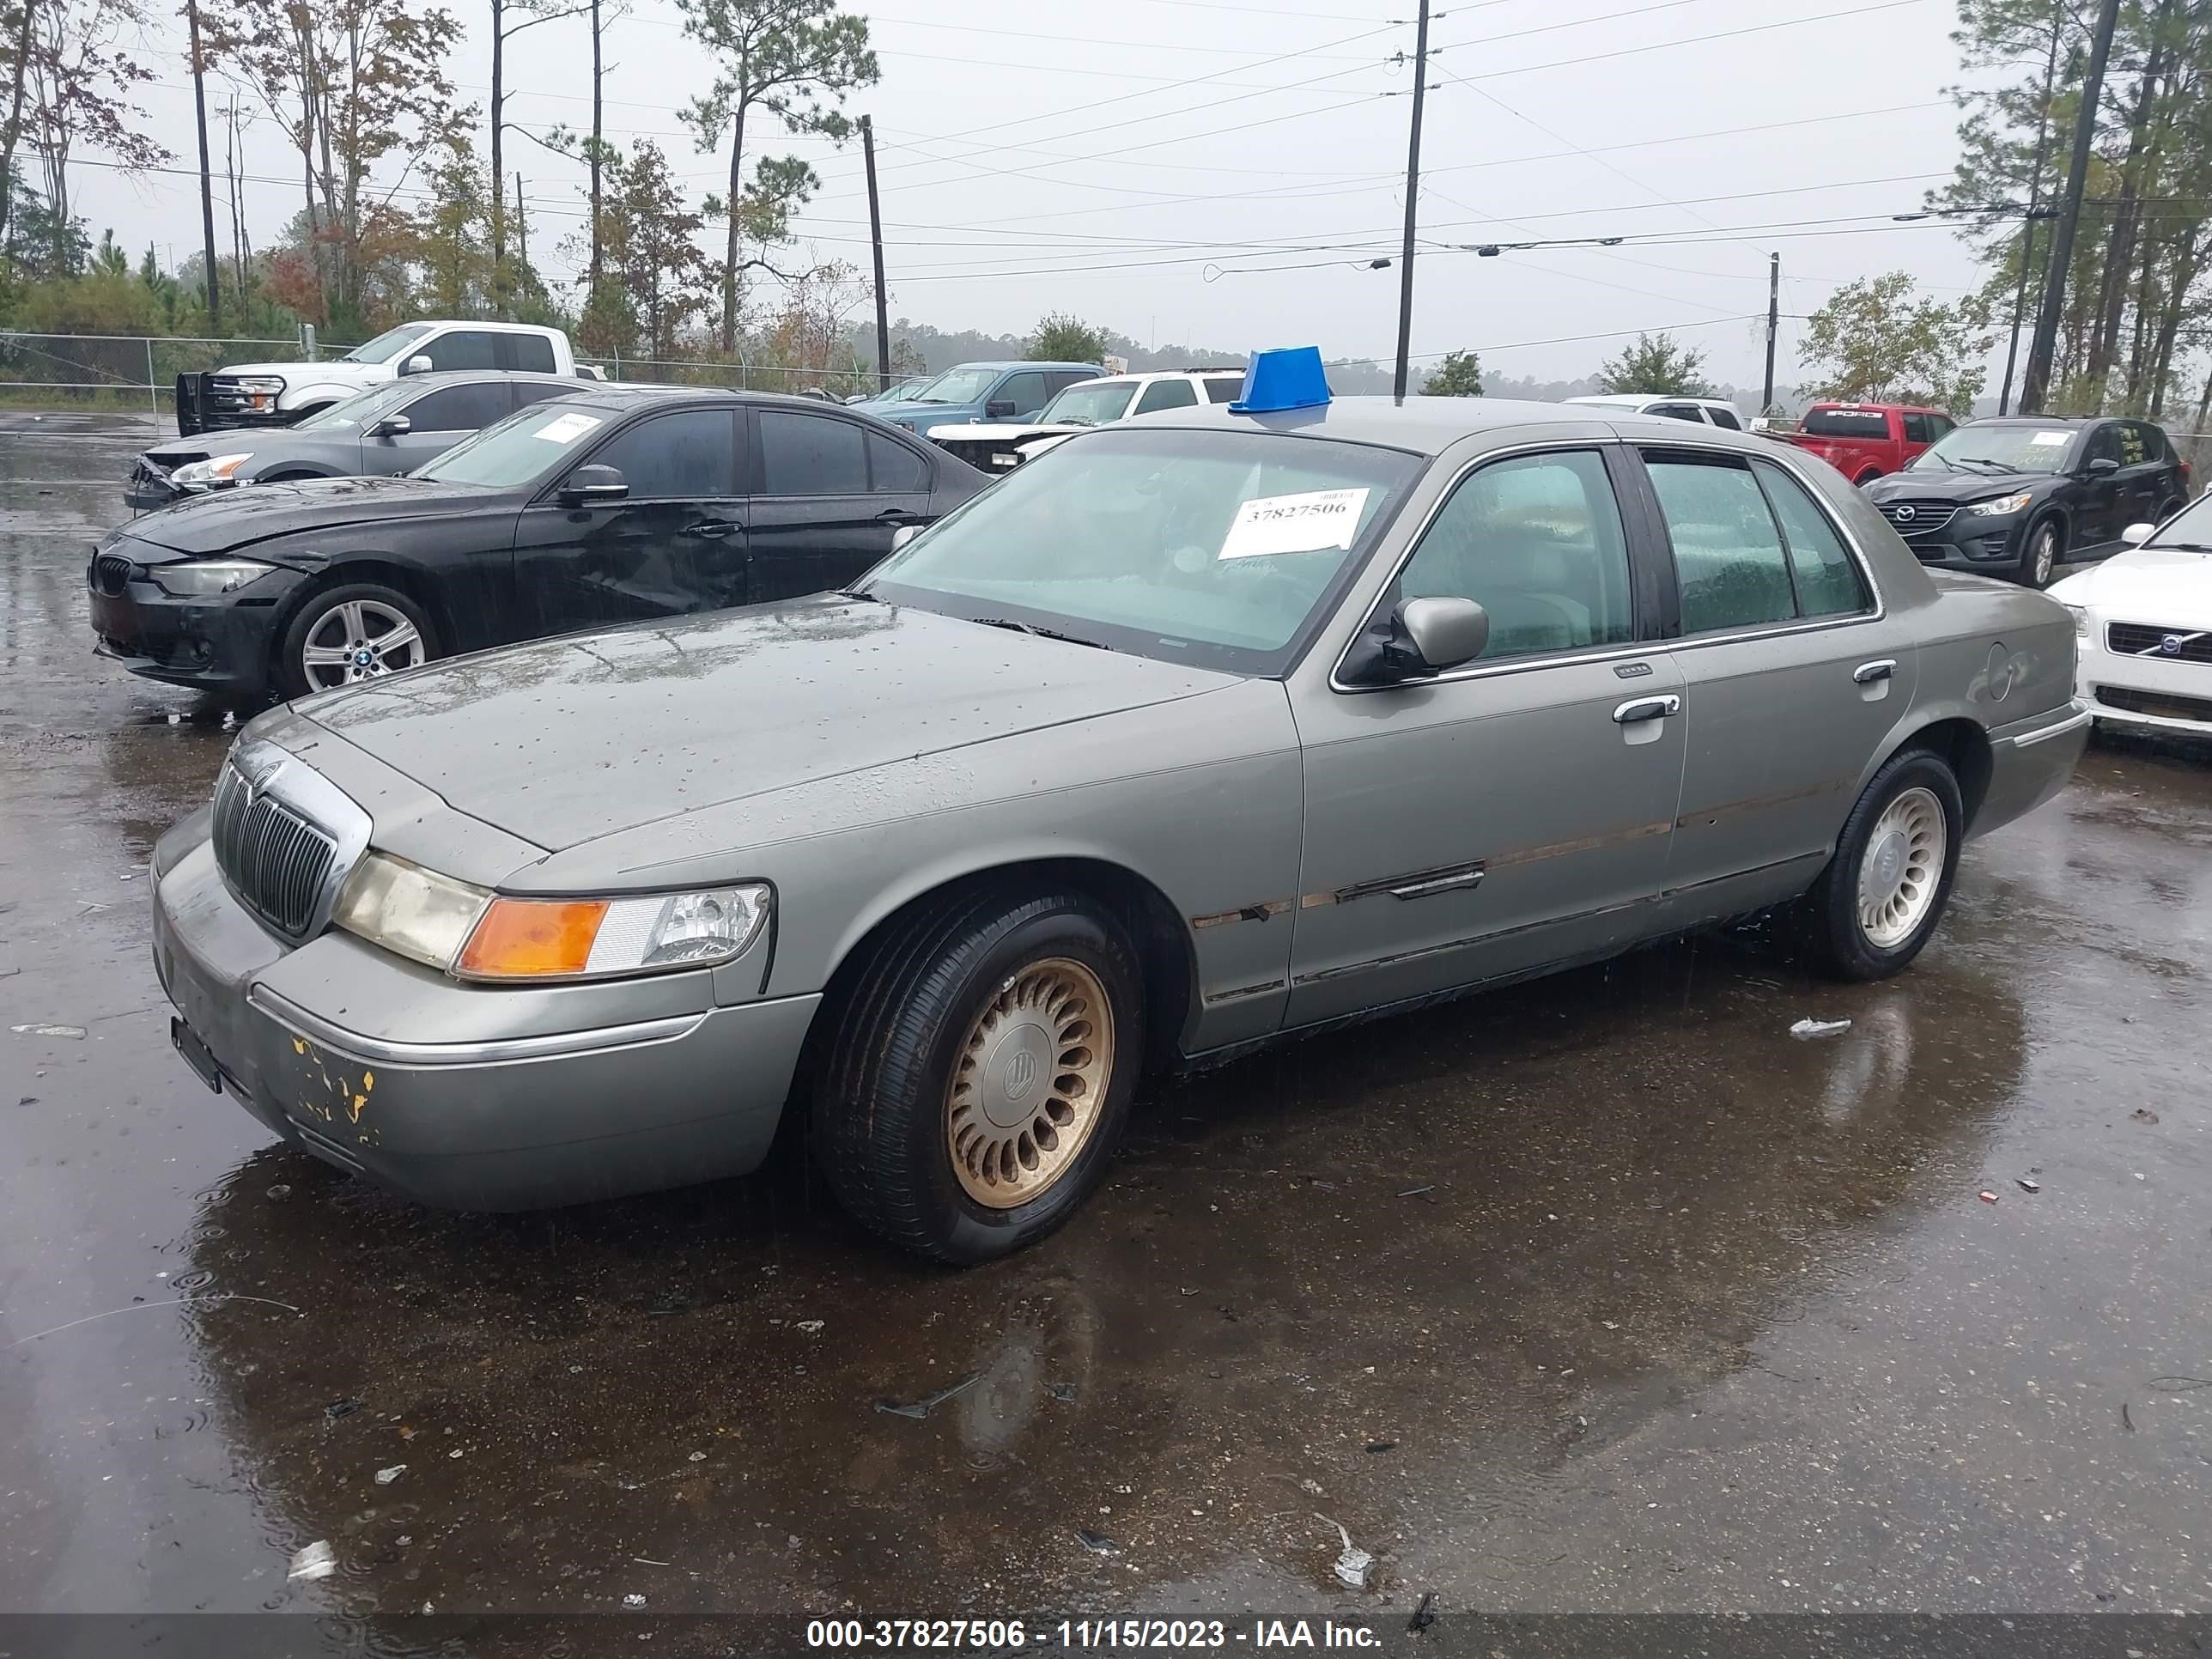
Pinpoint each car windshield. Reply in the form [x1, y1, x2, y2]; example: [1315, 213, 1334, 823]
[414, 402, 609, 487]
[2141, 493, 2212, 550]
[295, 379, 422, 430]
[341, 323, 434, 366]
[910, 368, 1000, 404]
[862, 427, 1425, 674]
[1037, 381, 1135, 427]
[1802, 409, 1889, 439]
[1911, 425, 2077, 472]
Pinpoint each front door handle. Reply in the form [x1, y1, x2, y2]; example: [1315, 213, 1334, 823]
[1853, 659, 1897, 684]
[1612, 695, 1681, 724]
[683, 520, 736, 538]
[876, 508, 927, 526]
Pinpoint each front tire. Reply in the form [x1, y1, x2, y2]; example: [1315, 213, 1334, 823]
[2019, 518, 2061, 587]
[811, 887, 1145, 1264]
[275, 583, 439, 698]
[1795, 749, 1965, 981]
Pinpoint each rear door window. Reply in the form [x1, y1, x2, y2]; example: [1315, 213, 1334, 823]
[505, 334, 558, 373]
[1646, 453, 1797, 633]
[1133, 380, 1199, 415]
[758, 410, 870, 495]
[1903, 413, 1932, 445]
[1202, 377, 1243, 404]
[586, 409, 739, 499]
[1705, 406, 1743, 431]
[867, 430, 930, 493]
[404, 381, 511, 434]
[422, 331, 502, 372]
[996, 371, 1050, 416]
[1752, 459, 1870, 618]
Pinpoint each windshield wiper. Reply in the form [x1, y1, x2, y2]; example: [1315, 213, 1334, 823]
[836, 587, 878, 602]
[1952, 456, 2021, 473]
[972, 617, 1109, 650]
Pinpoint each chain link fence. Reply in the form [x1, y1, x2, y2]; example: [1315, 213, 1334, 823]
[0, 331, 877, 416]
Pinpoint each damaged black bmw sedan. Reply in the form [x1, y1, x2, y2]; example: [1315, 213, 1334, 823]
[88, 386, 985, 699]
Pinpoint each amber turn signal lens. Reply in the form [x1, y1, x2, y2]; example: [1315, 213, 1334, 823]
[458, 898, 610, 978]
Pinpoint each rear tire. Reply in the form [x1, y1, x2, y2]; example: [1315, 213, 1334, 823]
[275, 582, 439, 699]
[1795, 748, 1964, 982]
[811, 886, 1145, 1264]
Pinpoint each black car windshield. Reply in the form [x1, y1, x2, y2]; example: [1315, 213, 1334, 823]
[862, 427, 1425, 674]
[1037, 381, 1135, 427]
[414, 402, 611, 486]
[295, 379, 422, 430]
[910, 368, 1000, 404]
[1911, 424, 2077, 472]
[341, 323, 434, 366]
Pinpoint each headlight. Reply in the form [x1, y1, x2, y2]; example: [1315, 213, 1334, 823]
[333, 853, 492, 969]
[1963, 491, 2034, 518]
[2064, 603, 2092, 638]
[232, 376, 285, 394]
[149, 557, 275, 596]
[333, 853, 770, 981]
[456, 885, 770, 981]
[170, 453, 254, 487]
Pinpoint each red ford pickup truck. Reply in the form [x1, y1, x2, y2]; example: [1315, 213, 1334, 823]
[1778, 402, 1956, 484]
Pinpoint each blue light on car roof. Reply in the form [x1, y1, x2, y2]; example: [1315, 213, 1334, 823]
[1229, 347, 1331, 414]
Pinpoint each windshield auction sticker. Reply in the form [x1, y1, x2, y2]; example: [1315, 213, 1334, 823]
[1218, 488, 1371, 559]
[532, 411, 605, 444]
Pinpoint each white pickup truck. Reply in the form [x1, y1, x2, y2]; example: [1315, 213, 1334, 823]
[175, 320, 601, 435]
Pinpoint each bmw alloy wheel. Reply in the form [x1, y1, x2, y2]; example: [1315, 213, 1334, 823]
[299, 599, 427, 690]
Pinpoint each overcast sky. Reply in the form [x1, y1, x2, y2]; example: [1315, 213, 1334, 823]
[75, 0, 2007, 387]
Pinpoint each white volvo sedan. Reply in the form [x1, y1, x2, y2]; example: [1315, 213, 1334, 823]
[2051, 499, 2212, 738]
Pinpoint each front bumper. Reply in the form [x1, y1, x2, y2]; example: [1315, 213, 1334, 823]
[2075, 628, 2212, 733]
[1889, 512, 2028, 573]
[150, 819, 818, 1211]
[86, 561, 307, 695]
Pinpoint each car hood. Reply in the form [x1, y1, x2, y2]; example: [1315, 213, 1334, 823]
[2050, 547, 2212, 623]
[1865, 468, 2057, 504]
[925, 421, 1080, 444]
[142, 424, 343, 467]
[862, 398, 973, 422]
[291, 595, 1243, 852]
[119, 475, 497, 557]
[219, 359, 375, 383]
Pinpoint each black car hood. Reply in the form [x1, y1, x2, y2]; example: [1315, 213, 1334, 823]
[1864, 467, 2057, 505]
[120, 475, 503, 558]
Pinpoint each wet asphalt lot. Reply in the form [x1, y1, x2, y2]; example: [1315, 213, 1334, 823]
[2, 414, 2209, 1641]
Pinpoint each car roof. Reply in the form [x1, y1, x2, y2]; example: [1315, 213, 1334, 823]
[1130, 393, 1752, 457]
[396, 369, 584, 388]
[1564, 393, 1733, 408]
[1958, 415, 2096, 427]
[933, 360, 1099, 374]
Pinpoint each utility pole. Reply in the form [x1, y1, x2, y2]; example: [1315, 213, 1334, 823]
[1999, 26, 2064, 415]
[186, 0, 222, 332]
[514, 172, 528, 276]
[2021, 0, 2122, 413]
[861, 114, 890, 391]
[1391, 0, 1431, 401]
[1761, 252, 1780, 415]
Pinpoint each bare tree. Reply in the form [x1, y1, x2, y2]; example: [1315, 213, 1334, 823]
[14, 0, 169, 273]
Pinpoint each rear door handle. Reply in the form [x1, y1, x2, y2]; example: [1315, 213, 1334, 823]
[684, 520, 736, 538]
[876, 508, 927, 526]
[1853, 659, 1897, 684]
[1612, 695, 1681, 724]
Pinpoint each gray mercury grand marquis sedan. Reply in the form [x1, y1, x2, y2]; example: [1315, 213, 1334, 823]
[150, 371, 2091, 1262]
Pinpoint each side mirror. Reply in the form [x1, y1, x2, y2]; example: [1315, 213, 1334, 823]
[890, 524, 921, 551]
[984, 398, 1018, 418]
[402, 354, 434, 376]
[558, 464, 629, 505]
[1340, 596, 1490, 684]
[2121, 520, 2154, 545]
[368, 415, 411, 438]
[2085, 456, 2120, 476]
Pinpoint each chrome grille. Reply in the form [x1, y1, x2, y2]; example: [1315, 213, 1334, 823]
[91, 553, 135, 595]
[2106, 622, 2212, 665]
[1876, 501, 1959, 536]
[212, 762, 338, 938]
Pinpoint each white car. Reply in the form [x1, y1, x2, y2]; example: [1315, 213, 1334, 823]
[926, 368, 1245, 473]
[2050, 503, 2212, 738]
[1563, 393, 1747, 430]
